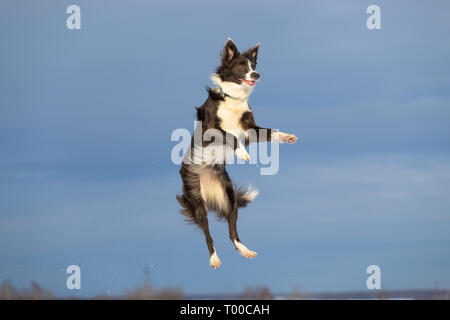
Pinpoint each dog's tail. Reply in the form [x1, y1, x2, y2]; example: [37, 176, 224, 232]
[235, 185, 259, 208]
[176, 194, 198, 224]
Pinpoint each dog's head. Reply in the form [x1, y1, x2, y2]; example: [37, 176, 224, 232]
[213, 38, 260, 91]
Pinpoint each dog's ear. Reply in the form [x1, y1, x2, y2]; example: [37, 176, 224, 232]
[245, 42, 260, 63]
[222, 38, 239, 62]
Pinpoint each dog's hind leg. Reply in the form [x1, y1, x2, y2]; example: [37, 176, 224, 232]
[196, 204, 221, 269]
[225, 186, 257, 259]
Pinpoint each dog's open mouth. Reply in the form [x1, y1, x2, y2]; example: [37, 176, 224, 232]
[239, 78, 256, 86]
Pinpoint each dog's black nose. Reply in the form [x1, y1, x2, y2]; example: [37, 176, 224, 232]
[251, 72, 260, 80]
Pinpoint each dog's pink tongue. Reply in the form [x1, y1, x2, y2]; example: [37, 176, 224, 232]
[239, 78, 255, 86]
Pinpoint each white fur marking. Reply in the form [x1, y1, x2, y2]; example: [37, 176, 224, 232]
[234, 240, 257, 259]
[235, 144, 250, 161]
[211, 74, 254, 101]
[271, 130, 281, 142]
[199, 169, 228, 211]
[243, 186, 259, 201]
[210, 248, 221, 269]
[216, 94, 250, 144]
[244, 60, 255, 82]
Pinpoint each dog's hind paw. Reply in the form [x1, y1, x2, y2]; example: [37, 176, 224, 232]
[234, 241, 257, 259]
[210, 250, 221, 269]
[241, 249, 257, 259]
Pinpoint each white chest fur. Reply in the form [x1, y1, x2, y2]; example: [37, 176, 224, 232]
[217, 98, 250, 139]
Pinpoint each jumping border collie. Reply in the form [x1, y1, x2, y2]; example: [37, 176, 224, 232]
[177, 38, 297, 269]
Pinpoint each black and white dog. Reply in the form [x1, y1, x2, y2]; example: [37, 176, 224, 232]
[177, 38, 297, 269]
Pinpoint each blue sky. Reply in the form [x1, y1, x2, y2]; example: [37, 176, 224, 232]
[1, 0, 449, 297]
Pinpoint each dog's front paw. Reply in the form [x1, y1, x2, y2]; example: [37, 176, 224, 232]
[279, 132, 297, 144]
[235, 146, 250, 161]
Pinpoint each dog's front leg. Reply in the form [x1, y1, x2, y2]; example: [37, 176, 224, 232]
[235, 140, 250, 161]
[241, 111, 298, 144]
[245, 126, 298, 145]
